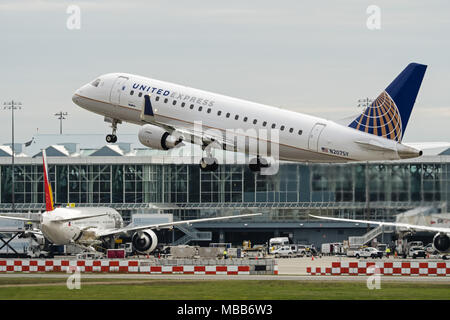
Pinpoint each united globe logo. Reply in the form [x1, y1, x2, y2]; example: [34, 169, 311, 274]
[349, 91, 402, 142]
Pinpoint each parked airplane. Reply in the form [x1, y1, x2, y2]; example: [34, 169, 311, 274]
[309, 214, 450, 256]
[73, 63, 428, 171]
[0, 151, 261, 253]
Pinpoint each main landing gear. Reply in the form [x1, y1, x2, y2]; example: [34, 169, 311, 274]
[199, 142, 219, 172]
[199, 154, 271, 173]
[199, 157, 219, 172]
[105, 118, 121, 143]
[249, 156, 270, 172]
[106, 134, 117, 143]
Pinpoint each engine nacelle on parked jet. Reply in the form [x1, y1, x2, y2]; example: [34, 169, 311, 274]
[433, 233, 450, 253]
[131, 229, 158, 254]
[138, 124, 183, 150]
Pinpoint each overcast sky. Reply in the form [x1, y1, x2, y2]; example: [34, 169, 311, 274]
[1, 0, 449, 144]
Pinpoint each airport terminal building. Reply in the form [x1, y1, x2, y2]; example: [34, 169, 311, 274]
[0, 134, 449, 248]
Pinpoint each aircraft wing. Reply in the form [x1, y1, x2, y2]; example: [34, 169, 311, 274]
[403, 141, 450, 150]
[96, 213, 261, 237]
[0, 213, 108, 224]
[171, 126, 236, 152]
[309, 214, 450, 234]
[22, 229, 44, 236]
[0, 215, 40, 223]
[53, 213, 109, 223]
[140, 94, 236, 151]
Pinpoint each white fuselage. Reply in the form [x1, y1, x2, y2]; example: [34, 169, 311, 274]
[40, 207, 123, 245]
[72, 73, 420, 162]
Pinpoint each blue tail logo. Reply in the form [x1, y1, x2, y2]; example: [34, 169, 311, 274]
[349, 63, 427, 142]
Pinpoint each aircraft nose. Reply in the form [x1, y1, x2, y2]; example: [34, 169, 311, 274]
[72, 93, 78, 103]
[72, 87, 83, 104]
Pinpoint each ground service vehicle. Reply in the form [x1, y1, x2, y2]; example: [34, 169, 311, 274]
[272, 246, 294, 258]
[425, 243, 437, 255]
[269, 237, 289, 253]
[26, 246, 51, 258]
[355, 247, 383, 259]
[408, 246, 427, 259]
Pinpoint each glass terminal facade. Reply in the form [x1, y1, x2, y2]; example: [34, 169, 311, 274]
[1, 158, 448, 224]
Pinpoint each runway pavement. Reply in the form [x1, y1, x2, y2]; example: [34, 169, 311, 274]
[0, 273, 449, 282]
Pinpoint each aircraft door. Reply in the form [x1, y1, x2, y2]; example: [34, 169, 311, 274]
[110, 76, 129, 105]
[308, 123, 326, 151]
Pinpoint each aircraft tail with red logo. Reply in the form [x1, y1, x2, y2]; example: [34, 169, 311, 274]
[42, 150, 55, 212]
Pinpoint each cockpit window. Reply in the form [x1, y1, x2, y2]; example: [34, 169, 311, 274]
[91, 79, 101, 87]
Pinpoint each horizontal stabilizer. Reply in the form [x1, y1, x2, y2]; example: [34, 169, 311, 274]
[354, 140, 396, 152]
[355, 140, 422, 158]
[0, 215, 40, 223]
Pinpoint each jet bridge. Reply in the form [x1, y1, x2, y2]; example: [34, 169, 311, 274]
[0, 218, 36, 256]
[0, 231, 23, 255]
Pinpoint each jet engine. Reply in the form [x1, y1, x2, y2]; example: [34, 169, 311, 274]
[131, 229, 158, 254]
[138, 124, 183, 150]
[433, 233, 450, 253]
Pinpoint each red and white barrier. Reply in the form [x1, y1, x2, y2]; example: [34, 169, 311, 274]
[0, 259, 141, 273]
[307, 261, 450, 276]
[139, 265, 250, 275]
[274, 264, 278, 275]
[0, 259, 254, 275]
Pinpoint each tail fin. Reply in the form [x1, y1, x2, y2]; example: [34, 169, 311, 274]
[42, 150, 55, 212]
[348, 63, 427, 142]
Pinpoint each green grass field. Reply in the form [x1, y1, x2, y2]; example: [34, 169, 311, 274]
[0, 278, 449, 300]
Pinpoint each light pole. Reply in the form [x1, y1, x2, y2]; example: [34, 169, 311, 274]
[358, 98, 373, 232]
[365, 161, 370, 233]
[3, 100, 22, 212]
[54, 111, 68, 134]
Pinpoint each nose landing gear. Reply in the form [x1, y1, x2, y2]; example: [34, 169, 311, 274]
[104, 117, 121, 143]
[106, 134, 117, 143]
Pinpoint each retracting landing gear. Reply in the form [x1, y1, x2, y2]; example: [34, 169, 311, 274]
[199, 157, 219, 172]
[199, 143, 219, 172]
[106, 134, 117, 143]
[105, 118, 121, 143]
[249, 156, 270, 172]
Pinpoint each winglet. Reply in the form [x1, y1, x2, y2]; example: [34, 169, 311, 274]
[42, 150, 55, 212]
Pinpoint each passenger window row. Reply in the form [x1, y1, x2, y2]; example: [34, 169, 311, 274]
[140, 93, 303, 135]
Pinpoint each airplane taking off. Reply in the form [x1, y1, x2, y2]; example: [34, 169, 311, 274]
[309, 214, 450, 256]
[72, 63, 427, 172]
[0, 151, 261, 253]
